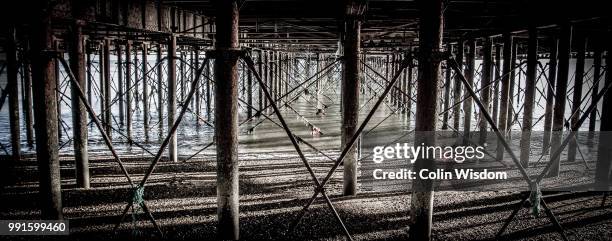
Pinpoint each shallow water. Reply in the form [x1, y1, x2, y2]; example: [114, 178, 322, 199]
[0, 56, 603, 158]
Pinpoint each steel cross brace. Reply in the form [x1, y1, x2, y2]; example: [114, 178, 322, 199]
[112, 53, 211, 236]
[449, 57, 612, 241]
[360, 66, 406, 113]
[242, 59, 341, 132]
[196, 70, 337, 163]
[242, 54, 354, 240]
[255, 52, 408, 239]
[361, 59, 417, 104]
[54, 55, 164, 236]
[285, 57, 409, 234]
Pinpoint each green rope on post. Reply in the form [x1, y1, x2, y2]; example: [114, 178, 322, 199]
[529, 182, 541, 217]
[130, 185, 145, 236]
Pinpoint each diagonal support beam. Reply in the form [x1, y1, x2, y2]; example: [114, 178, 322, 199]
[242, 55, 354, 240]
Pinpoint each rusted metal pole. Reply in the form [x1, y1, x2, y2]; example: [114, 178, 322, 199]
[205, 57, 211, 120]
[463, 39, 476, 144]
[542, 38, 558, 154]
[548, 23, 572, 177]
[285, 53, 290, 104]
[567, 33, 585, 162]
[6, 27, 20, 161]
[385, 54, 390, 82]
[453, 41, 464, 131]
[142, 43, 150, 141]
[275, 52, 280, 103]
[190, 49, 195, 109]
[21, 37, 35, 147]
[247, 55, 253, 119]
[496, 33, 513, 160]
[86, 44, 92, 108]
[214, 0, 240, 239]
[257, 50, 263, 116]
[157, 44, 164, 134]
[316, 53, 323, 114]
[409, 0, 443, 240]
[594, 33, 612, 190]
[53, 39, 64, 142]
[263, 51, 269, 109]
[269, 51, 275, 103]
[195, 47, 201, 121]
[179, 50, 185, 103]
[442, 45, 453, 130]
[342, 13, 361, 196]
[391, 53, 397, 105]
[30, 1, 62, 219]
[406, 54, 413, 127]
[54, 41, 61, 142]
[134, 45, 141, 109]
[507, 42, 518, 132]
[104, 39, 112, 138]
[168, 36, 178, 163]
[519, 26, 538, 167]
[275, 52, 280, 102]
[69, 21, 90, 188]
[589, 41, 602, 141]
[126, 41, 133, 140]
[492, 44, 501, 124]
[98, 42, 105, 131]
[401, 57, 408, 114]
[117, 42, 124, 126]
[480, 37, 493, 144]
